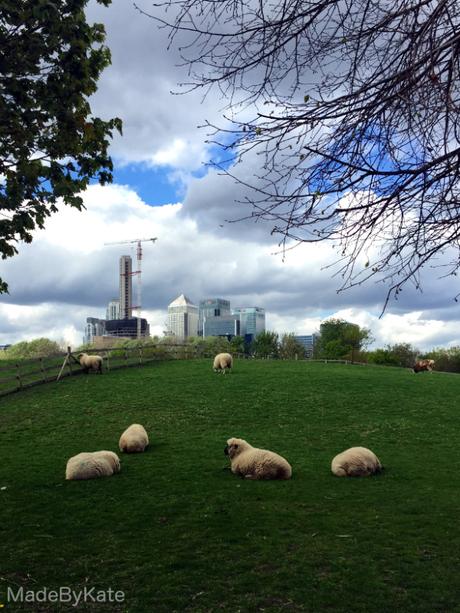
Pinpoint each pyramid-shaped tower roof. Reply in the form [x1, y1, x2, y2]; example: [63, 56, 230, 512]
[168, 294, 196, 308]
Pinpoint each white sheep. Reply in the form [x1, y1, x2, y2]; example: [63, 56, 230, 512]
[224, 437, 292, 480]
[78, 352, 103, 374]
[65, 450, 120, 480]
[119, 424, 149, 453]
[331, 446, 382, 477]
[213, 352, 233, 374]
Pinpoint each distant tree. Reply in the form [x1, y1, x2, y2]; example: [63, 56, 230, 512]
[201, 336, 231, 355]
[0, 0, 121, 293]
[3, 338, 61, 359]
[279, 333, 305, 360]
[316, 319, 371, 361]
[367, 348, 400, 367]
[387, 343, 420, 368]
[342, 323, 373, 363]
[140, 0, 460, 309]
[251, 331, 279, 358]
[229, 335, 245, 355]
[425, 347, 460, 373]
[366, 342, 419, 368]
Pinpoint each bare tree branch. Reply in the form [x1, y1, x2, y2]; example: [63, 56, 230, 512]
[138, 0, 460, 311]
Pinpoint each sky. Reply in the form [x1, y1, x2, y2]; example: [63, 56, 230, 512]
[1, 0, 460, 351]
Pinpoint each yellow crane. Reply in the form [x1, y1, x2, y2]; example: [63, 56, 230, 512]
[104, 237, 157, 339]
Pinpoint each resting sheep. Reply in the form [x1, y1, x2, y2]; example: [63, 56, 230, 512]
[213, 352, 233, 374]
[413, 359, 435, 373]
[119, 424, 149, 453]
[78, 352, 103, 374]
[331, 446, 382, 477]
[65, 450, 120, 480]
[224, 437, 292, 480]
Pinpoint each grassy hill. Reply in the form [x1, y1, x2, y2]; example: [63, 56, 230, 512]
[1, 360, 460, 612]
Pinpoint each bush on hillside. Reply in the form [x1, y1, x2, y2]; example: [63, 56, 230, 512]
[1, 338, 62, 360]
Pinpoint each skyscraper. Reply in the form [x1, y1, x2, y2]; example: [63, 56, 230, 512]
[232, 307, 266, 339]
[198, 298, 231, 336]
[167, 294, 198, 338]
[119, 255, 133, 319]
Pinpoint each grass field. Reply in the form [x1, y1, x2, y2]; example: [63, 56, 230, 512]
[1, 359, 460, 612]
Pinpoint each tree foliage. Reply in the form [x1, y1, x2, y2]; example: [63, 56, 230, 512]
[367, 343, 419, 368]
[251, 330, 279, 358]
[0, 0, 121, 292]
[279, 333, 305, 359]
[1, 337, 61, 359]
[316, 318, 372, 360]
[140, 0, 460, 309]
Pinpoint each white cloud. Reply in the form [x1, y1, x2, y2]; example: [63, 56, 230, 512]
[2, 183, 459, 350]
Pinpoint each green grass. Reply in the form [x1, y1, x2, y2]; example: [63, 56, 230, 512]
[1, 360, 460, 612]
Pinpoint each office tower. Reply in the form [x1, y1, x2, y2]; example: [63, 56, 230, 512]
[198, 298, 231, 336]
[167, 294, 198, 338]
[232, 307, 266, 339]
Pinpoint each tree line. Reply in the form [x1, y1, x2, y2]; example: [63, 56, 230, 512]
[4, 326, 460, 373]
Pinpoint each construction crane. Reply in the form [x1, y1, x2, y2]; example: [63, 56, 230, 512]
[104, 237, 157, 339]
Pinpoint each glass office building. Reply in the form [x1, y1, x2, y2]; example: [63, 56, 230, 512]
[294, 334, 318, 357]
[232, 307, 265, 338]
[198, 298, 231, 336]
[203, 314, 240, 338]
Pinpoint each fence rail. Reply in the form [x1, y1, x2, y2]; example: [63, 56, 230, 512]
[0, 349, 453, 398]
[0, 345, 246, 398]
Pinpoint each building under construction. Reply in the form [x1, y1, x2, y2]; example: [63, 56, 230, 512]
[84, 253, 151, 344]
[106, 254, 149, 338]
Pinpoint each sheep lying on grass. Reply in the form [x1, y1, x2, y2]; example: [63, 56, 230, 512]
[65, 450, 120, 480]
[224, 437, 292, 480]
[119, 424, 149, 453]
[331, 446, 382, 477]
[213, 352, 233, 374]
[77, 352, 103, 374]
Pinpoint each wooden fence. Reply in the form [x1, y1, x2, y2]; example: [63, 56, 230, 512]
[0, 344, 223, 398]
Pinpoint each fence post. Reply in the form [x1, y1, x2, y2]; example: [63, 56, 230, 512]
[16, 363, 22, 391]
[124, 349, 128, 368]
[67, 346, 73, 376]
[106, 351, 110, 371]
[139, 347, 142, 365]
[40, 357, 46, 383]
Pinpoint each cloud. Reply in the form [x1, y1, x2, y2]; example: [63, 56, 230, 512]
[86, 0, 223, 174]
[1, 183, 460, 350]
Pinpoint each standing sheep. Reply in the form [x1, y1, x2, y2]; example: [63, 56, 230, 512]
[119, 424, 149, 453]
[78, 352, 103, 374]
[213, 352, 233, 374]
[224, 437, 292, 480]
[65, 450, 120, 480]
[413, 359, 435, 373]
[331, 446, 382, 477]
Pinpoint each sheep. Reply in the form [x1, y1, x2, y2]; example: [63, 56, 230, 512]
[65, 450, 120, 480]
[331, 446, 382, 477]
[213, 352, 233, 374]
[224, 437, 292, 480]
[77, 352, 103, 374]
[119, 424, 149, 453]
[413, 358, 435, 373]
